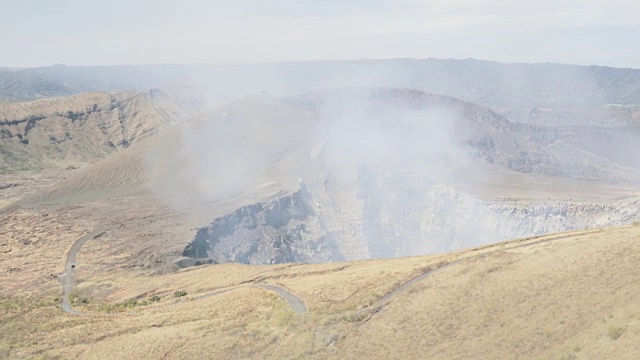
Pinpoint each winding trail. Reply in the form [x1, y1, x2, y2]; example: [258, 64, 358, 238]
[258, 284, 307, 313]
[60, 229, 307, 315]
[61, 227, 604, 317]
[370, 262, 460, 310]
[185, 284, 307, 313]
[362, 228, 606, 315]
[60, 229, 109, 315]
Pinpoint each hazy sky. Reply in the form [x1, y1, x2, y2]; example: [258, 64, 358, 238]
[1, 0, 639, 68]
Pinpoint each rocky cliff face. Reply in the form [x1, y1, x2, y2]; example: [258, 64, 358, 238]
[0, 89, 204, 173]
[182, 185, 343, 265]
[181, 174, 640, 265]
[418, 184, 640, 253]
[351, 179, 640, 258]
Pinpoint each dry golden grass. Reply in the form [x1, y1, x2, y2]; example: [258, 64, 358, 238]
[0, 208, 98, 295]
[326, 227, 640, 360]
[2, 225, 638, 359]
[0, 192, 195, 296]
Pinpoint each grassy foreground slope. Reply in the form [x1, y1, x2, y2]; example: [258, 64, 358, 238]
[1, 226, 639, 359]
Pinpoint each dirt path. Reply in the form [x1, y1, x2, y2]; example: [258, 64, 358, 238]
[183, 284, 307, 313]
[363, 228, 606, 315]
[60, 229, 110, 315]
[60, 229, 307, 315]
[257, 284, 307, 313]
[372, 262, 460, 309]
[61, 226, 604, 317]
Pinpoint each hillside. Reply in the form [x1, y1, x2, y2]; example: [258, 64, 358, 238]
[0, 87, 206, 173]
[16, 87, 638, 205]
[1, 86, 639, 360]
[1, 224, 638, 359]
[8, 88, 640, 267]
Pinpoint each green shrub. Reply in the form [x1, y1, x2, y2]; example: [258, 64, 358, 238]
[149, 295, 161, 302]
[122, 299, 139, 308]
[99, 298, 142, 313]
[69, 293, 89, 305]
[173, 290, 188, 297]
[608, 325, 625, 340]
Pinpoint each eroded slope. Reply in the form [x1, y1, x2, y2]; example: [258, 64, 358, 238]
[0, 88, 205, 173]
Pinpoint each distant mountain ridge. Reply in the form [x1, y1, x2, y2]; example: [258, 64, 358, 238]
[2, 59, 640, 110]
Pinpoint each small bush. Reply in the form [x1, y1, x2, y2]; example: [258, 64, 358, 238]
[99, 298, 146, 313]
[69, 293, 89, 305]
[174, 290, 188, 298]
[149, 295, 161, 302]
[122, 299, 139, 308]
[342, 311, 369, 323]
[608, 325, 625, 340]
